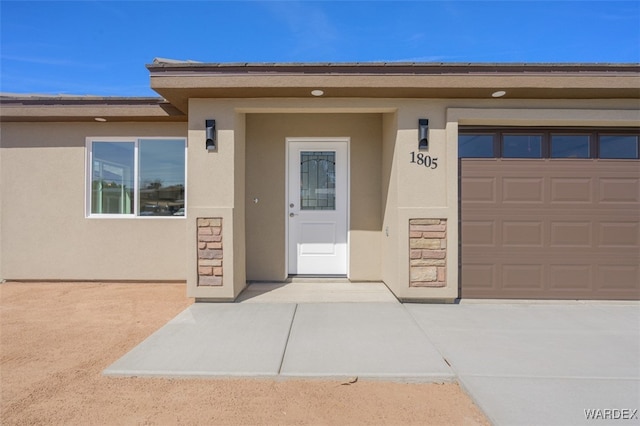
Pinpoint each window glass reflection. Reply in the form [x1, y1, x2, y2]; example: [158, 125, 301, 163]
[459, 134, 494, 158]
[551, 135, 590, 158]
[139, 139, 186, 216]
[89, 138, 186, 217]
[599, 135, 639, 159]
[91, 142, 135, 214]
[502, 135, 542, 158]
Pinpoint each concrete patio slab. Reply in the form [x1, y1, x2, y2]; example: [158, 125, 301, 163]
[236, 281, 399, 303]
[104, 303, 296, 378]
[280, 303, 454, 381]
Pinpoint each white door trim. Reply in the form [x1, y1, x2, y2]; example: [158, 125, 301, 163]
[285, 137, 350, 276]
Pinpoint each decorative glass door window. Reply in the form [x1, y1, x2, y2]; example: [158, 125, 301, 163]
[300, 151, 336, 210]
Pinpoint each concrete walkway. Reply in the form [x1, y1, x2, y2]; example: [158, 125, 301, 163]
[236, 281, 399, 303]
[406, 302, 640, 425]
[105, 283, 640, 425]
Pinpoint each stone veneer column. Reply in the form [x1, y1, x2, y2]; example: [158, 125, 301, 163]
[197, 218, 223, 286]
[409, 219, 447, 287]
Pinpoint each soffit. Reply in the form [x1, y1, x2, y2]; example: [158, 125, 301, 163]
[146, 62, 640, 114]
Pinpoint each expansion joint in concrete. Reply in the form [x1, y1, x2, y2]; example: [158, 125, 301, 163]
[278, 304, 298, 374]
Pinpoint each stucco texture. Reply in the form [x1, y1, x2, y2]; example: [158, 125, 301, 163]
[245, 113, 383, 281]
[0, 122, 188, 281]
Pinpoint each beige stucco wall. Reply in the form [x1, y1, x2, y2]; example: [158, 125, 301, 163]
[244, 113, 383, 282]
[186, 100, 247, 300]
[0, 122, 188, 281]
[380, 112, 399, 292]
[177, 97, 639, 301]
[384, 102, 459, 300]
[2, 96, 637, 303]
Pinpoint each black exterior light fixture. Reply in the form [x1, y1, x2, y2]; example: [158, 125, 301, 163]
[418, 119, 429, 150]
[205, 119, 216, 151]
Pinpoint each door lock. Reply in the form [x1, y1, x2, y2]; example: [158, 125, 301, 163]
[289, 212, 296, 217]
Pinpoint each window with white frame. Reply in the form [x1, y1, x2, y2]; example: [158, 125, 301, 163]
[87, 138, 186, 217]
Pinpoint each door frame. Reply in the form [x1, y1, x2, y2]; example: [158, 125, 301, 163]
[285, 137, 350, 277]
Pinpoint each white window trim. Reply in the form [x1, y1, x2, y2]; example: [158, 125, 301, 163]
[85, 137, 187, 219]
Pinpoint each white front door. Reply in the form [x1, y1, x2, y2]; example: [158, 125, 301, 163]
[287, 139, 348, 275]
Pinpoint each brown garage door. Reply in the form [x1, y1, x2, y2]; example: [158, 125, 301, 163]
[461, 159, 640, 300]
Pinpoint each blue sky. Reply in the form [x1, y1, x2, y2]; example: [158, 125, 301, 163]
[1, 1, 639, 96]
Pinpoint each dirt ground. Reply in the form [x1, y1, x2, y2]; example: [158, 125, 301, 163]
[1, 282, 489, 425]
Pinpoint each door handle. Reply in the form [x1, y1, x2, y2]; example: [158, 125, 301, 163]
[289, 212, 297, 217]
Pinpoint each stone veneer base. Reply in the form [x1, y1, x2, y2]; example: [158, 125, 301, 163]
[197, 218, 223, 286]
[409, 219, 446, 287]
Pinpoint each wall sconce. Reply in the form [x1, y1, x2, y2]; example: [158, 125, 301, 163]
[418, 119, 429, 150]
[205, 119, 216, 151]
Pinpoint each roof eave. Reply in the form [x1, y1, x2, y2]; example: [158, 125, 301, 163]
[146, 66, 640, 114]
[0, 96, 186, 122]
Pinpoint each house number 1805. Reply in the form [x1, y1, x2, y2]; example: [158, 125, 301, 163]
[410, 152, 438, 169]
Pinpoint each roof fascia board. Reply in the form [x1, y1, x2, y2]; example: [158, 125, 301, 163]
[0, 101, 186, 122]
[149, 73, 640, 90]
[146, 62, 640, 75]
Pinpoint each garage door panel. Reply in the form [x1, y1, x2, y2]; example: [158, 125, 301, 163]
[548, 265, 593, 290]
[463, 261, 638, 298]
[461, 177, 496, 203]
[550, 178, 593, 203]
[501, 265, 544, 290]
[597, 265, 640, 291]
[502, 221, 543, 247]
[461, 220, 495, 246]
[502, 178, 544, 203]
[550, 221, 593, 247]
[599, 178, 640, 203]
[461, 159, 640, 300]
[461, 264, 496, 289]
[598, 222, 640, 247]
[464, 216, 639, 249]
